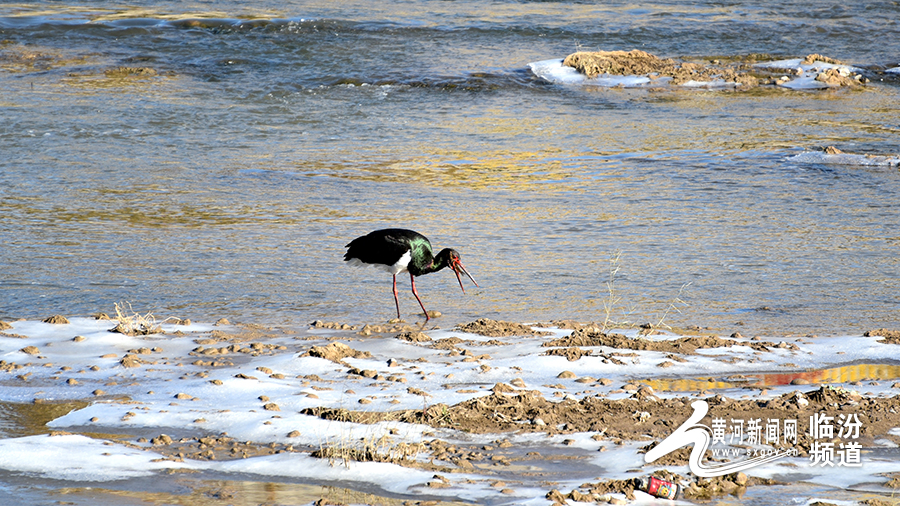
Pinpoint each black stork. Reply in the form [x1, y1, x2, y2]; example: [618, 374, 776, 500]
[344, 228, 478, 321]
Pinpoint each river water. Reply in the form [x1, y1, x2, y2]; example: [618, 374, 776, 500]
[2, 1, 899, 334]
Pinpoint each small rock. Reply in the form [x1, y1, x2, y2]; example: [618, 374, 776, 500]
[557, 371, 577, 379]
[20, 346, 40, 356]
[120, 354, 143, 368]
[151, 434, 173, 445]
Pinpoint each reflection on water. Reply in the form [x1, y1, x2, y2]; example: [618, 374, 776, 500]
[642, 363, 900, 392]
[0, 400, 88, 438]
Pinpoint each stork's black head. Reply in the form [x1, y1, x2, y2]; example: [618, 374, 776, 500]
[436, 248, 478, 293]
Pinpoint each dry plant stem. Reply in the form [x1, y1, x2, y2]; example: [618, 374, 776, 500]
[602, 251, 623, 331]
[655, 282, 692, 330]
[111, 302, 161, 335]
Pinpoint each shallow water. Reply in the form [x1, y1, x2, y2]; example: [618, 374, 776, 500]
[2, 1, 900, 334]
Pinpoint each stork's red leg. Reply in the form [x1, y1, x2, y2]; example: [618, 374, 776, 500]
[409, 273, 430, 321]
[392, 274, 401, 319]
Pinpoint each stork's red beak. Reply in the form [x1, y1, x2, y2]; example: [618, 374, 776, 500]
[451, 260, 478, 293]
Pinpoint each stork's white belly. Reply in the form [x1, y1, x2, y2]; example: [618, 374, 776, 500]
[347, 251, 411, 276]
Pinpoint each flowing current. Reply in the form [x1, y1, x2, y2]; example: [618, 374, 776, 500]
[2, 1, 899, 334]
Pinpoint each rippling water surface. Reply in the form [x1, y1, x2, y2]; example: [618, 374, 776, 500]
[2, 1, 899, 333]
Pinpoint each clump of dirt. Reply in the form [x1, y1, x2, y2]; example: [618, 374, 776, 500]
[42, 315, 69, 324]
[883, 472, 900, 489]
[309, 320, 357, 330]
[542, 347, 595, 361]
[19, 346, 41, 356]
[536, 320, 586, 330]
[860, 499, 900, 506]
[802, 53, 844, 65]
[120, 354, 150, 368]
[562, 50, 757, 86]
[139, 433, 302, 462]
[0, 321, 13, 331]
[865, 329, 900, 344]
[815, 67, 862, 87]
[302, 342, 372, 364]
[547, 477, 638, 503]
[104, 67, 157, 78]
[395, 330, 432, 343]
[563, 49, 676, 77]
[432, 336, 464, 350]
[542, 327, 797, 355]
[456, 318, 551, 337]
[357, 323, 412, 336]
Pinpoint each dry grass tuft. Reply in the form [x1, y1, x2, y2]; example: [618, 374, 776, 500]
[108, 302, 163, 336]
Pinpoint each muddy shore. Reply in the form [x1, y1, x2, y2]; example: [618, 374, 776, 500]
[1, 315, 899, 505]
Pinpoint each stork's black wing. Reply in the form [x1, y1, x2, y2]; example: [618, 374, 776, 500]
[343, 228, 431, 267]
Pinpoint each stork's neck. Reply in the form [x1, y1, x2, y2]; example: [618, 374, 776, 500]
[409, 248, 452, 276]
